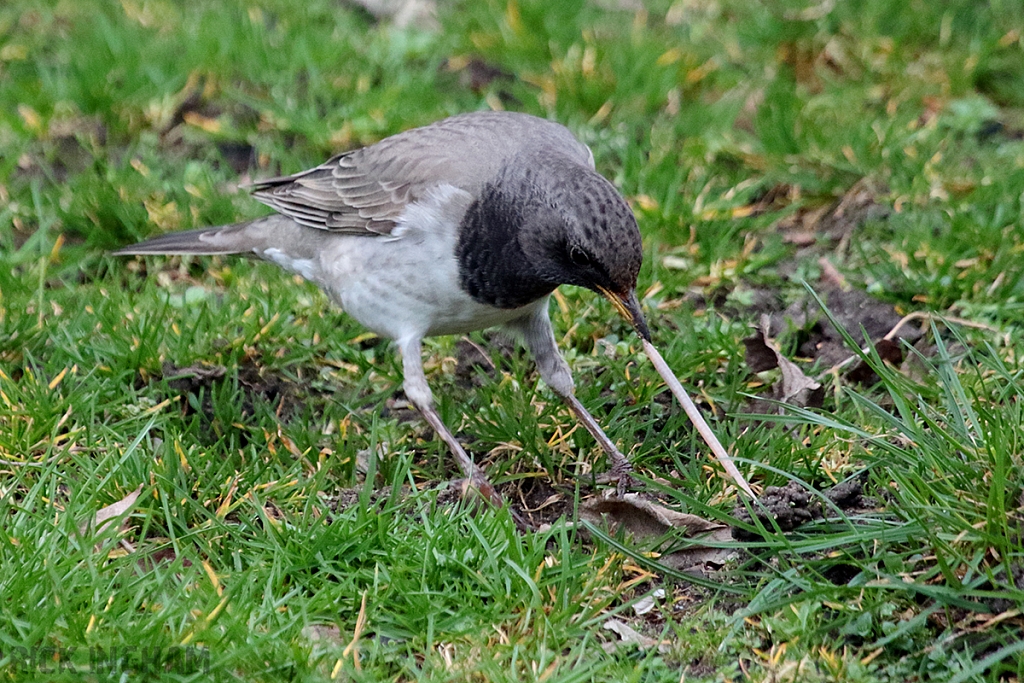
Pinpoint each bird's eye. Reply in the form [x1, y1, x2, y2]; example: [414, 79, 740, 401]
[569, 245, 592, 267]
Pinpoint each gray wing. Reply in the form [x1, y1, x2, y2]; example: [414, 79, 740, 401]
[249, 111, 594, 236]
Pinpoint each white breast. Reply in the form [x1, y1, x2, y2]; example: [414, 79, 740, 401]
[303, 184, 540, 342]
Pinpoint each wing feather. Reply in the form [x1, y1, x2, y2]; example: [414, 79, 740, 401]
[248, 111, 593, 236]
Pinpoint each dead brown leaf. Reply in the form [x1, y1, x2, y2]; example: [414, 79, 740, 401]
[580, 491, 736, 573]
[632, 589, 665, 616]
[743, 315, 824, 409]
[601, 619, 670, 654]
[82, 484, 142, 536]
[79, 485, 144, 555]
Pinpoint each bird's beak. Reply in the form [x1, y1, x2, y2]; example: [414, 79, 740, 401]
[598, 287, 651, 341]
[600, 286, 756, 498]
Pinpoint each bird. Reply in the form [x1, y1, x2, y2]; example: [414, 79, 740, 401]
[115, 111, 749, 516]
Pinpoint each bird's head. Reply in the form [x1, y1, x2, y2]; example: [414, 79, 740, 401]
[520, 161, 650, 340]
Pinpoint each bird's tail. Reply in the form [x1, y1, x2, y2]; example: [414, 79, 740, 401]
[112, 215, 301, 256]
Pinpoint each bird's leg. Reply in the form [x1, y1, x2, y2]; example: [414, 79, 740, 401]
[509, 306, 636, 495]
[560, 392, 635, 491]
[398, 338, 529, 525]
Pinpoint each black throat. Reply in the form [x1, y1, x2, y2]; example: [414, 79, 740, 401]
[455, 182, 558, 309]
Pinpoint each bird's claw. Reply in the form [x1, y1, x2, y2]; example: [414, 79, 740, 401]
[613, 465, 638, 498]
[595, 460, 638, 497]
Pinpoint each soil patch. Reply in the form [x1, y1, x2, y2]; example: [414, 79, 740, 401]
[731, 476, 872, 540]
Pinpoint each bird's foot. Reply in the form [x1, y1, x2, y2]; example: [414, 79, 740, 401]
[595, 460, 639, 497]
[613, 462, 639, 498]
[413, 398, 534, 530]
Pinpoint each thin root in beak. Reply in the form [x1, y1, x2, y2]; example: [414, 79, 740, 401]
[601, 287, 755, 499]
[642, 338, 756, 499]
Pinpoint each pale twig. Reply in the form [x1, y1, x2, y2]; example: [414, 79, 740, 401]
[642, 339, 756, 499]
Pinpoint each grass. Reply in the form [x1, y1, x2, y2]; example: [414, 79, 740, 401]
[2, 0, 1024, 680]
